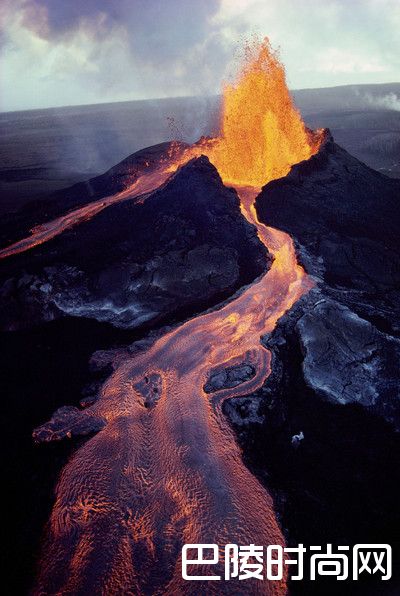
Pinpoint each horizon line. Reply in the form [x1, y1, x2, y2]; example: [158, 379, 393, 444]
[1, 80, 399, 116]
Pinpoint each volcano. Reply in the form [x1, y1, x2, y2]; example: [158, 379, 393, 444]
[0, 154, 268, 331]
[1, 39, 399, 595]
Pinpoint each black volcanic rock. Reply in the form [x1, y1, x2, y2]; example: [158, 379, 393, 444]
[256, 132, 400, 331]
[33, 405, 106, 443]
[204, 362, 256, 393]
[0, 154, 268, 330]
[249, 133, 400, 429]
[294, 293, 400, 427]
[62, 141, 184, 203]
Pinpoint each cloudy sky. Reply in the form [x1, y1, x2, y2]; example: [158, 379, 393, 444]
[1, 0, 399, 111]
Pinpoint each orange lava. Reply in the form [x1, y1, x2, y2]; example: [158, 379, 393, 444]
[0, 165, 174, 260]
[170, 38, 323, 187]
[34, 184, 312, 594]
[25, 38, 323, 595]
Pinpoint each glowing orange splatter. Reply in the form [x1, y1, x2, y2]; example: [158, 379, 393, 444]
[171, 37, 323, 187]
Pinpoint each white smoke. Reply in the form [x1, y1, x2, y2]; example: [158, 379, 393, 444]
[363, 91, 400, 111]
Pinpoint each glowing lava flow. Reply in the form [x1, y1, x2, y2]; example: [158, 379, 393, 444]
[0, 165, 175, 260]
[34, 185, 312, 595]
[25, 38, 321, 594]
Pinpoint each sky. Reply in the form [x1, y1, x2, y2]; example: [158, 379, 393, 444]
[1, 0, 399, 112]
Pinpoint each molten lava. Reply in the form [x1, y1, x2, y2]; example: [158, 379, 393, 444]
[33, 188, 310, 594]
[171, 37, 323, 187]
[0, 37, 327, 595]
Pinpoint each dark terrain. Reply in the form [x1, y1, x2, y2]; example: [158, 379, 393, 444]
[0, 154, 266, 332]
[229, 133, 400, 594]
[1, 85, 400, 594]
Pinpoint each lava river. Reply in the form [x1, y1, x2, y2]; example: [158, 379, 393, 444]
[32, 183, 312, 595]
[0, 38, 325, 594]
[0, 164, 175, 260]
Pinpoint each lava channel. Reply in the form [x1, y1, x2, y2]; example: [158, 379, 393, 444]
[24, 37, 323, 594]
[33, 184, 312, 595]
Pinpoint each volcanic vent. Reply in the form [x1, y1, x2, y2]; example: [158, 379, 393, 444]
[169, 37, 324, 187]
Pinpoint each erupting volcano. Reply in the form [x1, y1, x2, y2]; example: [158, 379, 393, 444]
[5, 39, 381, 596]
[0, 38, 323, 262]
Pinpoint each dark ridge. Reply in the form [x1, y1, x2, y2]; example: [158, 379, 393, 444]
[256, 131, 400, 329]
[0, 154, 268, 332]
[0, 142, 187, 250]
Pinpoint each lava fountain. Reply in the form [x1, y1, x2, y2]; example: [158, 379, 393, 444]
[26, 39, 324, 594]
[170, 37, 323, 186]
